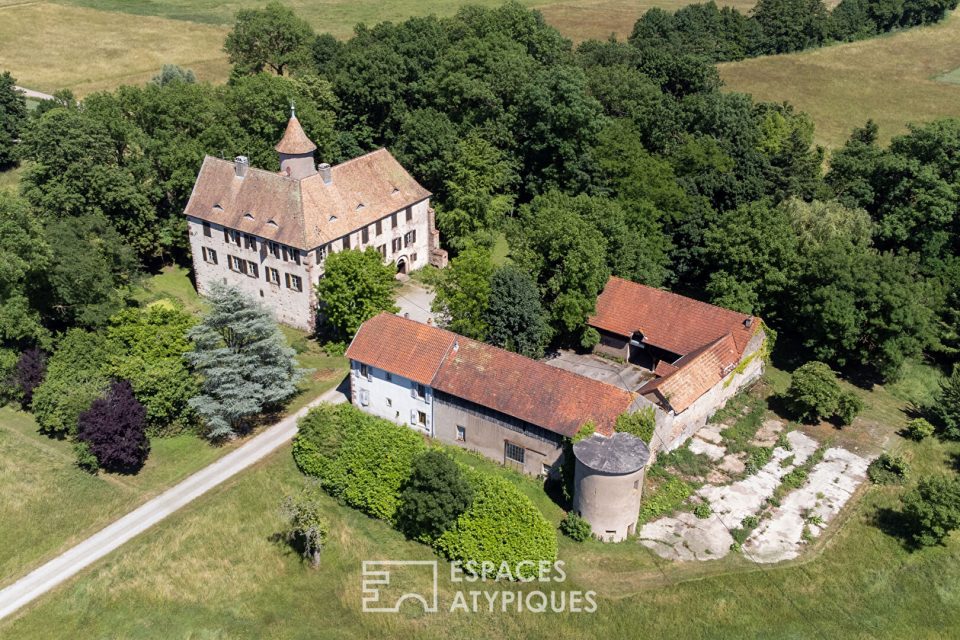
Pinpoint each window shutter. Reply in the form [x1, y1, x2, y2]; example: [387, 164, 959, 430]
[410, 382, 416, 399]
[410, 409, 417, 425]
[425, 390, 431, 404]
[366, 370, 372, 382]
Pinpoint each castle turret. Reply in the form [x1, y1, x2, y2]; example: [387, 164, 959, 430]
[275, 105, 317, 180]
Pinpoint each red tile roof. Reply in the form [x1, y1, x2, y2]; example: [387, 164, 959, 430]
[589, 276, 757, 356]
[344, 313, 456, 386]
[184, 149, 430, 250]
[275, 115, 317, 154]
[347, 313, 635, 437]
[592, 277, 763, 414]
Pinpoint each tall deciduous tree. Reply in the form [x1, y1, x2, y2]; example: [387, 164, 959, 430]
[316, 248, 398, 340]
[0, 71, 27, 169]
[432, 245, 494, 340]
[0, 193, 50, 347]
[77, 379, 150, 474]
[901, 475, 960, 547]
[224, 2, 314, 76]
[485, 265, 551, 358]
[185, 284, 303, 439]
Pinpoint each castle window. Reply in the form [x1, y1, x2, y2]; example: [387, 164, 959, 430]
[201, 247, 217, 264]
[269, 242, 280, 259]
[391, 212, 398, 229]
[456, 425, 466, 442]
[202, 221, 211, 237]
[376, 220, 382, 235]
[244, 234, 257, 250]
[405, 206, 413, 222]
[377, 244, 386, 258]
[391, 237, 402, 253]
[504, 442, 525, 464]
[343, 234, 351, 250]
[245, 261, 258, 278]
[361, 226, 369, 244]
[316, 244, 328, 262]
[265, 267, 280, 285]
[404, 230, 416, 247]
[285, 273, 303, 292]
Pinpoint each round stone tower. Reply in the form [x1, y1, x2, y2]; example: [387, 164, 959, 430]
[572, 432, 650, 543]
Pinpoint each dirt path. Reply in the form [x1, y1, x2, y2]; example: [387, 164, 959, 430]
[14, 86, 53, 101]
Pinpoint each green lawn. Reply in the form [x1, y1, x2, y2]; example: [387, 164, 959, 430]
[0, 266, 345, 590]
[2, 357, 957, 638]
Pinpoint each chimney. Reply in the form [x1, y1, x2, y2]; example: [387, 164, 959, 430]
[318, 162, 332, 185]
[234, 155, 249, 178]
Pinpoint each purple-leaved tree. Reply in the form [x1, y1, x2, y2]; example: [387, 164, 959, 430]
[15, 347, 46, 408]
[77, 379, 150, 473]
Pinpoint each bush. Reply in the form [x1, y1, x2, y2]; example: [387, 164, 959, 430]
[559, 512, 592, 541]
[783, 361, 842, 423]
[836, 391, 864, 426]
[615, 407, 656, 444]
[0, 348, 18, 406]
[867, 453, 910, 485]
[904, 418, 935, 441]
[745, 447, 774, 474]
[693, 501, 712, 519]
[434, 467, 557, 579]
[293, 403, 426, 521]
[14, 347, 46, 408]
[639, 476, 693, 521]
[580, 326, 600, 350]
[396, 450, 474, 542]
[76, 379, 150, 473]
[281, 482, 329, 568]
[901, 475, 960, 547]
[73, 441, 99, 474]
[31, 330, 114, 436]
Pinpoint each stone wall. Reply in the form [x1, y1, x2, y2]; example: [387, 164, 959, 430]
[649, 330, 766, 456]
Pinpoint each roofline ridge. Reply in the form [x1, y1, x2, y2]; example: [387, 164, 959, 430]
[606, 275, 755, 322]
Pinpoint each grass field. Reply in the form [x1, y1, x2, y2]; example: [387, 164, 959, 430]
[720, 11, 960, 147]
[1, 358, 957, 638]
[0, 266, 346, 590]
[0, 0, 752, 97]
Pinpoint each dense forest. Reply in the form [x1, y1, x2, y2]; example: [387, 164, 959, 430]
[1, 1, 958, 392]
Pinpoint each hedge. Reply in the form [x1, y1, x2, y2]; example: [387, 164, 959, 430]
[433, 467, 557, 579]
[293, 403, 426, 521]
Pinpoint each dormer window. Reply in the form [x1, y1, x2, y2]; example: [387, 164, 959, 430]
[355, 203, 365, 211]
[243, 212, 255, 221]
[267, 219, 279, 228]
[329, 215, 338, 222]
[391, 186, 400, 195]
[213, 203, 223, 212]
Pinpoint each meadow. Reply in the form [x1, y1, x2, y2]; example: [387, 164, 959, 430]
[719, 11, 960, 147]
[0, 0, 754, 96]
[1, 353, 957, 638]
[0, 266, 347, 590]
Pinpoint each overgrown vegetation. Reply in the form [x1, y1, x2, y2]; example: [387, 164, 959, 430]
[783, 361, 862, 425]
[868, 453, 911, 485]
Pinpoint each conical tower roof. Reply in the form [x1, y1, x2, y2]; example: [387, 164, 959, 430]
[275, 107, 317, 155]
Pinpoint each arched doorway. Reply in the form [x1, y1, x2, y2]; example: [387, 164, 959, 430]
[396, 257, 408, 275]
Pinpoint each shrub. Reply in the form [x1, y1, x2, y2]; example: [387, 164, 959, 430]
[867, 453, 910, 485]
[615, 407, 656, 444]
[559, 512, 592, 541]
[76, 379, 150, 473]
[15, 347, 47, 407]
[836, 391, 864, 426]
[639, 476, 693, 521]
[293, 403, 425, 521]
[901, 475, 960, 547]
[107, 305, 199, 436]
[434, 467, 557, 579]
[731, 515, 760, 544]
[693, 501, 712, 519]
[281, 482, 329, 568]
[580, 326, 600, 350]
[904, 418, 935, 441]
[73, 441, 99, 474]
[31, 330, 114, 436]
[0, 348, 18, 406]
[396, 450, 474, 541]
[783, 361, 842, 423]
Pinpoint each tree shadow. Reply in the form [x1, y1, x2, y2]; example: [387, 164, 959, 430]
[872, 507, 922, 552]
[544, 475, 571, 511]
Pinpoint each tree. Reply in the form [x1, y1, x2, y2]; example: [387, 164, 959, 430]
[0, 193, 50, 347]
[752, 0, 828, 54]
[31, 329, 115, 437]
[14, 347, 46, 409]
[901, 475, 960, 547]
[396, 450, 474, 542]
[151, 64, 196, 86]
[281, 482, 330, 568]
[783, 361, 844, 423]
[0, 71, 27, 169]
[224, 2, 314, 76]
[316, 248, 398, 341]
[511, 192, 611, 341]
[185, 283, 303, 439]
[930, 365, 960, 440]
[76, 379, 150, 474]
[484, 265, 551, 358]
[431, 245, 494, 340]
[107, 304, 199, 435]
